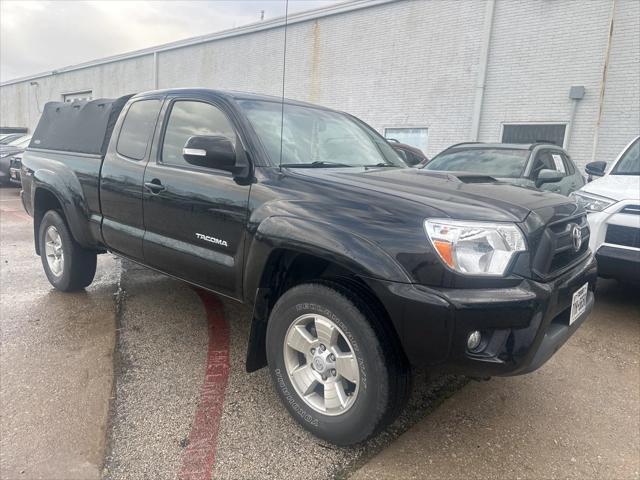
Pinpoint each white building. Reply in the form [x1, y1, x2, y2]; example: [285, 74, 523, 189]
[1, 0, 638, 168]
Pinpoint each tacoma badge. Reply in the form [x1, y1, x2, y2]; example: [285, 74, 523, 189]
[195, 233, 229, 247]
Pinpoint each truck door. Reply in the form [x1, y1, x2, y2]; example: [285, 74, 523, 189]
[141, 96, 250, 299]
[100, 97, 163, 260]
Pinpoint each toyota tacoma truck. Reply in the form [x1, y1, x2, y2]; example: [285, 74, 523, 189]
[20, 89, 597, 445]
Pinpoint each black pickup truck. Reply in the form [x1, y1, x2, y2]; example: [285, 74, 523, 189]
[20, 89, 596, 445]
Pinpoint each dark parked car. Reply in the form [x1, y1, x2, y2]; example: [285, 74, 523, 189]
[8, 154, 23, 185]
[21, 90, 595, 445]
[387, 138, 428, 166]
[422, 142, 585, 196]
[0, 135, 31, 186]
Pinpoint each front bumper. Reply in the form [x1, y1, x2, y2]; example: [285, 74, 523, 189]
[366, 253, 597, 377]
[595, 245, 640, 281]
[586, 204, 639, 281]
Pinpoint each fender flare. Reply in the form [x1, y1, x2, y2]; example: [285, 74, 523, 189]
[242, 215, 412, 372]
[31, 168, 95, 251]
[243, 215, 412, 299]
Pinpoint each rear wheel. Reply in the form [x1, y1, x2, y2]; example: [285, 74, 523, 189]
[38, 210, 97, 291]
[266, 282, 410, 445]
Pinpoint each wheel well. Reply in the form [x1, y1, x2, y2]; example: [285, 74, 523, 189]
[33, 188, 63, 255]
[246, 249, 400, 372]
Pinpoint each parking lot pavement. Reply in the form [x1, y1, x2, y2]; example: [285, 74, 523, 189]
[2, 184, 639, 480]
[105, 260, 467, 480]
[0, 187, 120, 479]
[352, 279, 640, 480]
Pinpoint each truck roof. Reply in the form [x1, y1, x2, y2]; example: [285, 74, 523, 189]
[29, 88, 340, 157]
[132, 88, 336, 111]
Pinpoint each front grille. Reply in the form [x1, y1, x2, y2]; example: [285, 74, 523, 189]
[532, 213, 590, 278]
[605, 225, 640, 248]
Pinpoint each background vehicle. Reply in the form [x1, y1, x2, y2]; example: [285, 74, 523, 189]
[387, 138, 429, 166]
[8, 154, 23, 185]
[572, 136, 640, 282]
[20, 91, 596, 445]
[0, 133, 25, 145]
[0, 135, 31, 186]
[422, 142, 584, 196]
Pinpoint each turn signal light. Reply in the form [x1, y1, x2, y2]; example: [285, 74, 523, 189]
[433, 240, 454, 268]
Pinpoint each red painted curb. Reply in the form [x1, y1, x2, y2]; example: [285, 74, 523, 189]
[178, 290, 230, 480]
[0, 207, 31, 222]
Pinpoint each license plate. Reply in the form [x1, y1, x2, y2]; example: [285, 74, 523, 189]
[570, 282, 588, 325]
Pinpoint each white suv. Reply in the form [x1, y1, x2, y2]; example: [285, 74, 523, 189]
[572, 137, 640, 282]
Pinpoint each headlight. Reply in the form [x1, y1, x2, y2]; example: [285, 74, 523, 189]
[570, 191, 615, 212]
[424, 219, 526, 276]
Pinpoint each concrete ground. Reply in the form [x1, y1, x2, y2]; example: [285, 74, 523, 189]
[0, 185, 639, 480]
[353, 279, 640, 480]
[0, 187, 120, 479]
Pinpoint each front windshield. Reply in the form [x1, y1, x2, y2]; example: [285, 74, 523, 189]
[611, 139, 639, 175]
[239, 100, 405, 168]
[424, 148, 530, 178]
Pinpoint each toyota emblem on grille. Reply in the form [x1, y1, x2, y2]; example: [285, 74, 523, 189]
[571, 224, 582, 252]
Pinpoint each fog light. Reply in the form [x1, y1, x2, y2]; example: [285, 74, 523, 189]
[467, 330, 482, 351]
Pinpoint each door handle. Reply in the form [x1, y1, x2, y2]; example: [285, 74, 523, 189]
[144, 179, 165, 194]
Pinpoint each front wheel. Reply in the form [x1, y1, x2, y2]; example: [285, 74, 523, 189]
[266, 282, 410, 445]
[38, 210, 97, 291]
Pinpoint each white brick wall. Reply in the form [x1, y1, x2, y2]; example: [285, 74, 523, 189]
[0, 55, 154, 131]
[479, 0, 601, 159]
[594, 0, 640, 164]
[1, 0, 638, 168]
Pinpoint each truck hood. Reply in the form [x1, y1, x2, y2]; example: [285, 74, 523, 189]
[290, 167, 573, 223]
[579, 174, 640, 202]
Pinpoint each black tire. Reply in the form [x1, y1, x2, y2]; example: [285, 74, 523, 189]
[38, 210, 97, 291]
[266, 282, 411, 446]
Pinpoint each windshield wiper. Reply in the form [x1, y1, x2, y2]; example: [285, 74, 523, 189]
[281, 161, 352, 168]
[362, 163, 398, 169]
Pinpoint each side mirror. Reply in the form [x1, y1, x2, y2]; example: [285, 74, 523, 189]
[183, 135, 236, 171]
[536, 168, 564, 187]
[585, 161, 606, 181]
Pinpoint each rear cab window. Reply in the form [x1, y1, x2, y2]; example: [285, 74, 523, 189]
[116, 99, 162, 160]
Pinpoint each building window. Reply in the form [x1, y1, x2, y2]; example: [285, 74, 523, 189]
[384, 127, 428, 153]
[501, 123, 566, 147]
[62, 90, 93, 103]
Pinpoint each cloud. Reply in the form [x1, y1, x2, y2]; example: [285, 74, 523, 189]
[0, 0, 342, 82]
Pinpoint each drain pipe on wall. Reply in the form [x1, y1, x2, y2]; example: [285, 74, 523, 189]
[470, 0, 496, 141]
[564, 85, 585, 150]
[591, 0, 616, 162]
[153, 51, 159, 89]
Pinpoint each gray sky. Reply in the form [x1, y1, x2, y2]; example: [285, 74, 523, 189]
[0, 0, 342, 82]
